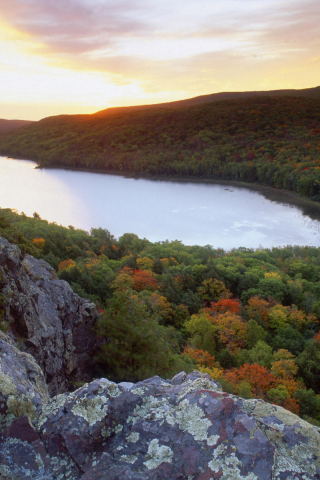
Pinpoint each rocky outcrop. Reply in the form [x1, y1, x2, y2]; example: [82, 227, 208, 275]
[0, 238, 320, 479]
[0, 236, 98, 395]
[0, 333, 319, 480]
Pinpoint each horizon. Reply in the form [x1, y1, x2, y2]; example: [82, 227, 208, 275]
[1, 0, 320, 121]
[1, 84, 320, 123]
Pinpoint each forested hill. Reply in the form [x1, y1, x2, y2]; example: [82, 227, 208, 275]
[97, 85, 320, 113]
[0, 118, 33, 132]
[0, 92, 320, 200]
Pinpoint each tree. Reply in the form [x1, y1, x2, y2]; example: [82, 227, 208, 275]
[269, 304, 289, 331]
[296, 341, 320, 392]
[58, 259, 76, 272]
[223, 363, 277, 399]
[202, 298, 241, 316]
[248, 341, 273, 369]
[136, 257, 154, 271]
[246, 319, 267, 348]
[182, 346, 218, 368]
[145, 292, 173, 325]
[184, 313, 217, 355]
[211, 312, 248, 353]
[197, 278, 230, 303]
[32, 237, 45, 249]
[271, 349, 298, 379]
[258, 273, 286, 303]
[294, 388, 320, 420]
[272, 326, 305, 356]
[97, 287, 173, 381]
[133, 269, 158, 292]
[246, 296, 270, 326]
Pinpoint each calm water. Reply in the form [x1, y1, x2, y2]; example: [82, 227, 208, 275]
[1, 156, 320, 249]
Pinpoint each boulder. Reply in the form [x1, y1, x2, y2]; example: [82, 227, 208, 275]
[1, 366, 319, 479]
[0, 237, 98, 395]
[0, 237, 320, 479]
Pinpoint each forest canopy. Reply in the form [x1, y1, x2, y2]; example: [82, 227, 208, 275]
[0, 95, 320, 200]
[1, 207, 320, 427]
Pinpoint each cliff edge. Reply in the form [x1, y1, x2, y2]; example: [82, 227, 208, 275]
[0, 237, 319, 479]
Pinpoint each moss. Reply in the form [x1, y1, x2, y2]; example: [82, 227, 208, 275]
[7, 394, 37, 421]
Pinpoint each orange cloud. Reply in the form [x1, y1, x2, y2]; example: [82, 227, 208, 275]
[0, 0, 319, 119]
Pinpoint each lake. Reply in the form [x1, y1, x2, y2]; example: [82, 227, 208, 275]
[1, 156, 320, 249]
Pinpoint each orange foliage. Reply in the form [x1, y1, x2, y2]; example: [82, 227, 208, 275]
[203, 298, 241, 316]
[282, 398, 300, 415]
[58, 259, 76, 272]
[112, 267, 134, 289]
[133, 269, 158, 292]
[32, 237, 45, 248]
[183, 346, 217, 368]
[246, 296, 270, 325]
[314, 331, 320, 346]
[147, 293, 173, 322]
[223, 363, 277, 399]
[210, 312, 247, 353]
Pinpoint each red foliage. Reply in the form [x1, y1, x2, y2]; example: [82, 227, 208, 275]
[203, 298, 241, 316]
[58, 259, 75, 272]
[183, 347, 217, 368]
[282, 398, 300, 415]
[223, 363, 277, 399]
[133, 269, 158, 292]
[314, 331, 320, 345]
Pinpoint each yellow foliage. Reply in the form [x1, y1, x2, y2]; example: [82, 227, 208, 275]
[271, 349, 298, 379]
[136, 257, 153, 271]
[32, 237, 45, 248]
[269, 304, 289, 330]
[199, 366, 223, 380]
[264, 272, 282, 280]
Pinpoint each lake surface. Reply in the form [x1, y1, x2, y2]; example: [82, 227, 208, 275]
[1, 156, 320, 249]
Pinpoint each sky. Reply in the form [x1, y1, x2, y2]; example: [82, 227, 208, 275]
[0, 0, 319, 121]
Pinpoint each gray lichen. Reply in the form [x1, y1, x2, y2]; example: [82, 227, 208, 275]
[143, 439, 173, 470]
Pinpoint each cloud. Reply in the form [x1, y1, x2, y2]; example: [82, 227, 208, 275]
[1, 0, 319, 58]
[0, 0, 319, 106]
[0, 0, 151, 54]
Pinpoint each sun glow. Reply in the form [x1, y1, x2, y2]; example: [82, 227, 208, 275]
[0, 0, 319, 120]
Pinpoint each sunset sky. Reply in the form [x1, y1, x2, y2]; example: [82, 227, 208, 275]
[0, 0, 319, 121]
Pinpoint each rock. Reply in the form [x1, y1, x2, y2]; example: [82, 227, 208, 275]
[0, 237, 98, 395]
[0, 331, 49, 429]
[1, 366, 319, 479]
[1, 237, 320, 479]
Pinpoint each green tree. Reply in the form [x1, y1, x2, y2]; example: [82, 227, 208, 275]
[246, 319, 267, 348]
[97, 287, 174, 381]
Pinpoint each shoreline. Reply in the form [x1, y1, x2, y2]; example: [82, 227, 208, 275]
[5, 155, 320, 218]
[34, 163, 320, 219]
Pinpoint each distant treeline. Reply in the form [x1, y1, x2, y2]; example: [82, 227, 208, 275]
[1, 207, 320, 426]
[0, 95, 320, 199]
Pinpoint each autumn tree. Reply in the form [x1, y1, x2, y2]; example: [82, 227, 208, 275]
[197, 278, 231, 304]
[211, 312, 248, 353]
[133, 269, 158, 292]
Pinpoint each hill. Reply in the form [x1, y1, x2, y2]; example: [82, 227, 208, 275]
[0, 118, 34, 132]
[0, 88, 320, 200]
[97, 85, 320, 114]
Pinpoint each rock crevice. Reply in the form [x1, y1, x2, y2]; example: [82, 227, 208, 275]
[0, 237, 98, 395]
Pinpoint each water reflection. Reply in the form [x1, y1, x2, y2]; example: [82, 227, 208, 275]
[2, 156, 320, 248]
